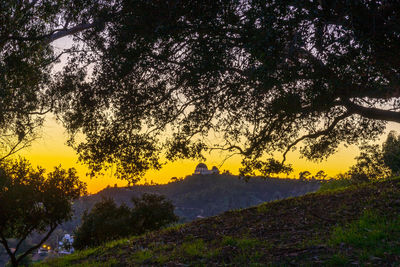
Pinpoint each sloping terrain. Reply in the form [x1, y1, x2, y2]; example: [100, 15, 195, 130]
[59, 175, 319, 235]
[0, 175, 319, 266]
[38, 179, 400, 266]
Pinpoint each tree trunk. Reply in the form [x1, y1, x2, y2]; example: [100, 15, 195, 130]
[9, 254, 18, 267]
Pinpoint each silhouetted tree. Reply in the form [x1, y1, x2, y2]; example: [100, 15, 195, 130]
[299, 171, 311, 181]
[348, 144, 391, 182]
[55, 1, 400, 179]
[315, 171, 328, 180]
[74, 194, 177, 250]
[0, 158, 86, 267]
[382, 131, 400, 176]
[0, 0, 108, 160]
[2, 1, 400, 180]
[73, 198, 131, 250]
[131, 193, 178, 233]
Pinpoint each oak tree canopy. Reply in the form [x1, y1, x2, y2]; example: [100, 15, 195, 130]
[0, 158, 86, 267]
[1, 1, 400, 181]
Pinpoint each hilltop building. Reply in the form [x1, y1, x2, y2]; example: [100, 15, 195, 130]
[193, 163, 219, 175]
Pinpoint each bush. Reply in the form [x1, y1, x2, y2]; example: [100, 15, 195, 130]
[131, 193, 178, 233]
[74, 194, 178, 249]
[73, 198, 131, 250]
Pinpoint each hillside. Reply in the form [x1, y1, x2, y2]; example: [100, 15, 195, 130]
[38, 178, 400, 266]
[61, 174, 320, 233]
[0, 175, 320, 266]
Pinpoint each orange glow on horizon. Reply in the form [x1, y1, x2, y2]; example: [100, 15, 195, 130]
[18, 116, 400, 194]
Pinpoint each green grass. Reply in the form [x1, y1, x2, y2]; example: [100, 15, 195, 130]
[318, 178, 355, 192]
[102, 238, 130, 249]
[328, 210, 400, 264]
[221, 236, 261, 250]
[181, 239, 206, 257]
[36, 258, 119, 267]
[130, 249, 154, 263]
[34, 238, 128, 266]
[220, 236, 265, 264]
[256, 203, 269, 213]
[325, 254, 350, 266]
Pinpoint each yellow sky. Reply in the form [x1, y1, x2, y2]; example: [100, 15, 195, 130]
[19, 115, 400, 194]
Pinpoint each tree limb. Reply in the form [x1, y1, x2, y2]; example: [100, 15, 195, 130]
[0, 138, 27, 162]
[342, 100, 400, 123]
[281, 112, 352, 163]
[45, 22, 97, 44]
[5, 21, 98, 44]
[14, 223, 37, 255]
[16, 224, 58, 265]
[0, 232, 17, 266]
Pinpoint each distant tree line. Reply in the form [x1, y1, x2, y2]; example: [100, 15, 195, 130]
[318, 131, 400, 191]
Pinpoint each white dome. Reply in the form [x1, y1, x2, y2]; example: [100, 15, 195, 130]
[194, 163, 209, 174]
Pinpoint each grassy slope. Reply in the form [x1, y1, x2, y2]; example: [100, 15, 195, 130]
[37, 178, 400, 266]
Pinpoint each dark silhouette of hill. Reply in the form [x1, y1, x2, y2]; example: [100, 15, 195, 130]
[62, 174, 320, 233]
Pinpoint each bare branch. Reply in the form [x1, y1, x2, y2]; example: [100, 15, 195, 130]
[281, 112, 352, 164]
[16, 224, 57, 265]
[0, 232, 17, 266]
[14, 223, 37, 255]
[45, 22, 97, 44]
[0, 138, 26, 162]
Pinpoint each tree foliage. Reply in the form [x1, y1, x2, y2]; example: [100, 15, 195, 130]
[1, 1, 400, 180]
[347, 144, 391, 182]
[55, 0, 400, 179]
[330, 131, 400, 184]
[73, 198, 131, 250]
[382, 131, 400, 176]
[0, 0, 94, 160]
[0, 158, 86, 267]
[73, 194, 178, 250]
[131, 193, 179, 233]
[348, 131, 400, 181]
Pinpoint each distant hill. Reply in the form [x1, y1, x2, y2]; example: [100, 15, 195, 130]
[61, 174, 320, 233]
[38, 178, 400, 266]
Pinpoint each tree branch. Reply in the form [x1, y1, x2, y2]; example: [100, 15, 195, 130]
[342, 100, 400, 123]
[0, 232, 17, 266]
[0, 138, 26, 162]
[6, 21, 98, 44]
[14, 223, 37, 255]
[45, 22, 97, 44]
[16, 224, 58, 265]
[281, 112, 352, 163]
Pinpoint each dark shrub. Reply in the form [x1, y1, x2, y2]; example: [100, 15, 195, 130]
[131, 193, 178, 234]
[74, 194, 177, 249]
[73, 198, 131, 250]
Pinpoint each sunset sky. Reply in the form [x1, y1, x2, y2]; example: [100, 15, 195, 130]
[19, 114, 400, 193]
